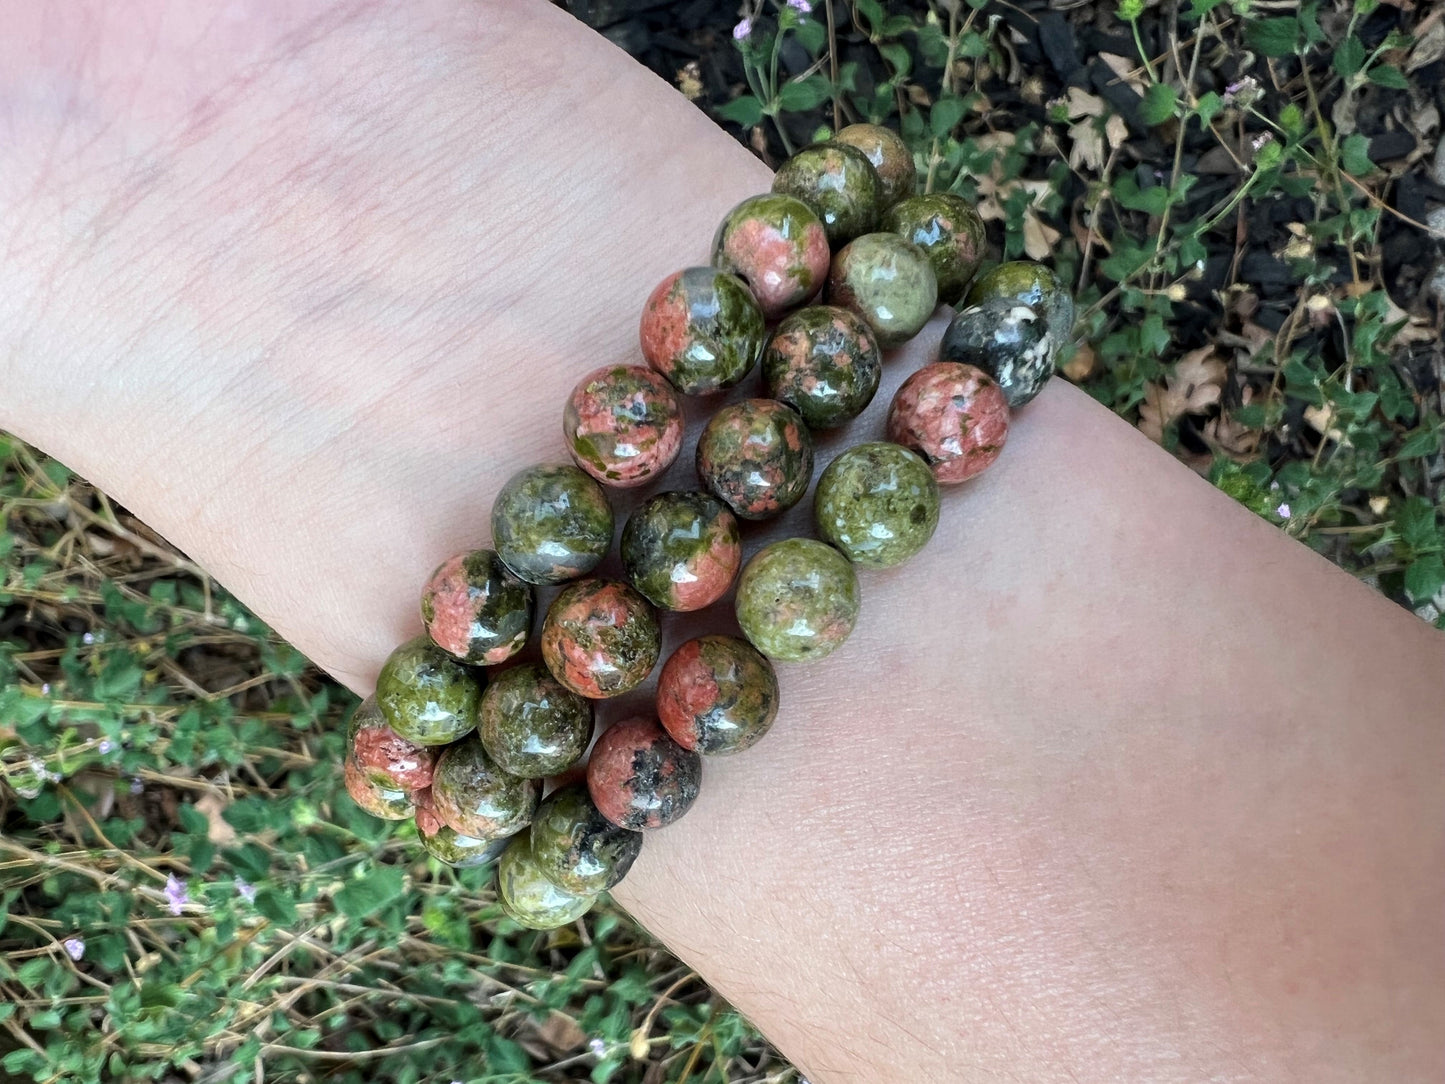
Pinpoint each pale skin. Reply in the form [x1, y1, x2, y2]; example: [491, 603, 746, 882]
[2, 1, 1442, 1079]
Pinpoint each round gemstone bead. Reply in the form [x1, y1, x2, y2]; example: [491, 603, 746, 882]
[415, 792, 512, 868]
[620, 491, 741, 612]
[696, 399, 814, 520]
[771, 142, 882, 246]
[491, 464, 614, 586]
[657, 635, 779, 755]
[430, 736, 539, 840]
[529, 782, 643, 895]
[640, 267, 765, 395]
[498, 832, 597, 930]
[827, 233, 938, 348]
[735, 538, 860, 662]
[831, 123, 916, 208]
[344, 758, 416, 820]
[882, 193, 987, 307]
[346, 696, 437, 794]
[563, 364, 684, 488]
[588, 716, 702, 831]
[887, 361, 1010, 484]
[540, 579, 661, 699]
[478, 662, 593, 779]
[375, 634, 482, 746]
[762, 305, 882, 430]
[940, 298, 1054, 408]
[420, 549, 533, 666]
[965, 260, 1074, 390]
[711, 193, 830, 318]
[814, 442, 940, 569]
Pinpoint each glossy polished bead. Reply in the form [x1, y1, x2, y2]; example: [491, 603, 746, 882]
[375, 634, 482, 746]
[882, 193, 987, 307]
[540, 579, 661, 698]
[771, 142, 882, 246]
[621, 491, 741, 612]
[640, 267, 765, 395]
[712, 193, 830, 318]
[940, 298, 1054, 408]
[762, 305, 882, 430]
[735, 538, 860, 662]
[430, 736, 539, 840]
[498, 832, 597, 930]
[344, 759, 416, 820]
[420, 549, 534, 665]
[588, 716, 702, 830]
[530, 782, 643, 895]
[415, 793, 512, 868]
[658, 635, 779, 755]
[563, 364, 684, 488]
[827, 233, 938, 348]
[814, 442, 940, 568]
[832, 123, 915, 208]
[887, 361, 1010, 484]
[965, 260, 1074, 384]
[491, 464, 614, 586]
[478, 663, 593, 779]
[344, 698, 436, 821]
[696, 399, 814, 520]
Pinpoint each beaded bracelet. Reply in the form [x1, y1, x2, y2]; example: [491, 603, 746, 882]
[343, 122, 1074, 929]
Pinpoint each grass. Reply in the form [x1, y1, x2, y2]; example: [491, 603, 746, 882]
[2, 0, 1441, 1081]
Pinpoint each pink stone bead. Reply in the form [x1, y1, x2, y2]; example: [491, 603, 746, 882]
[563, 364, 684, 488]
[886, 361, 1009, 484]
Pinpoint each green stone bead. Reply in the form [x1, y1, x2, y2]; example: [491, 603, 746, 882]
[430, 736, 539, 840]
[826, 233, 938, 348]
[832, 123, 916, 208]
[771, 142, 883, 246]
[965, 260, 1075, 362]
[657, 635, 779, 755]
[417, 819, 511, 869]
[620, 491, 741, 612]
[375, 634, 482, 746]
[497, 832, 597, 930]
[640, 267, 766, 395]
[814, 442, 940, 569]
[762, 305, 882, 430]
[478, 663, 593, 779]
[491, 464, 615, 586]
[882, 193, 987, 307]
[735, 538, 861, 662]
[696, 399, 814, 520]
[529, 782, 643, 895]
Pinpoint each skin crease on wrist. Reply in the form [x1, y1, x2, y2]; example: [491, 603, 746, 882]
[3, 0, 1443, 1080]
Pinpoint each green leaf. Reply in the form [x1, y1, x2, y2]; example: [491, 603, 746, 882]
[1194, 91, 1224, 126]
[714, 95, 763, 127]
[1405, 555, 1445, 602]
[1367, 63, 1409, 90]
[1398, 426, 1441, 459]
[333, 864, 405, 919]
[255, 888, 298, 926]
[1245, 17, 1302, 57]
[776, 76, 832, 112]
[930, 96, 968, 137]
[1139, 83, 1177, 125]
[877, 42, 912, 79]
[1341, 132, 1374, 176]
[1333, 36, 1366, 78]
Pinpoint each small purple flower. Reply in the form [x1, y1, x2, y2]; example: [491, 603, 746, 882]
[787, 0, 812, 11]
[82, 632, 95, 645]
[1275, 502, 1291, 519]
[40, 683, 50, 695]
[62, 937, 85, 961]
[129, 777, 144, 795]
[588, 1038, 608, 1057]
[733, 17, 753, 40]
[164, 875, 189, 916]
[236, 879, 257, 904]
[1251, 132, 1273, 152]
[97, 739, 115, 755]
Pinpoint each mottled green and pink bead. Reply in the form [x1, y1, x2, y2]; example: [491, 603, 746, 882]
[430, 736, 539, 840]
[375, 634, 482, 746]
[478, 662, 593, 779]
[529, 782, 643, 895]
[814, 442, 940, 569]
[827, 233, 938, 348]
[883, 193, 987, 307]
[712, 194, 830, 318]
[658, 636, 779, 755]
[696, 399, 814, 520]
[736, 538, 860, 663]
[771, 142, 882, 246]
[831, 123, 916, 208]
[887, 361, 1010, 484]
[762, 305, 882, 430]
[587, 716, 702, 831]
[415, 791, 512, 868]
[563, 364, 683, 487]
[640, 267, 765, 395]
[345, 697, 435, 820]
[540, 579, 661, 699]
[421, 549, 533, 665]
[491, 464, 614, 586]
[498, 832, 597, 929]
[621, 491, 741, 612]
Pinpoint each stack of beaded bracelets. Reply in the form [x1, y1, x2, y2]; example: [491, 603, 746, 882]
[342, 122, 1074, 929]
